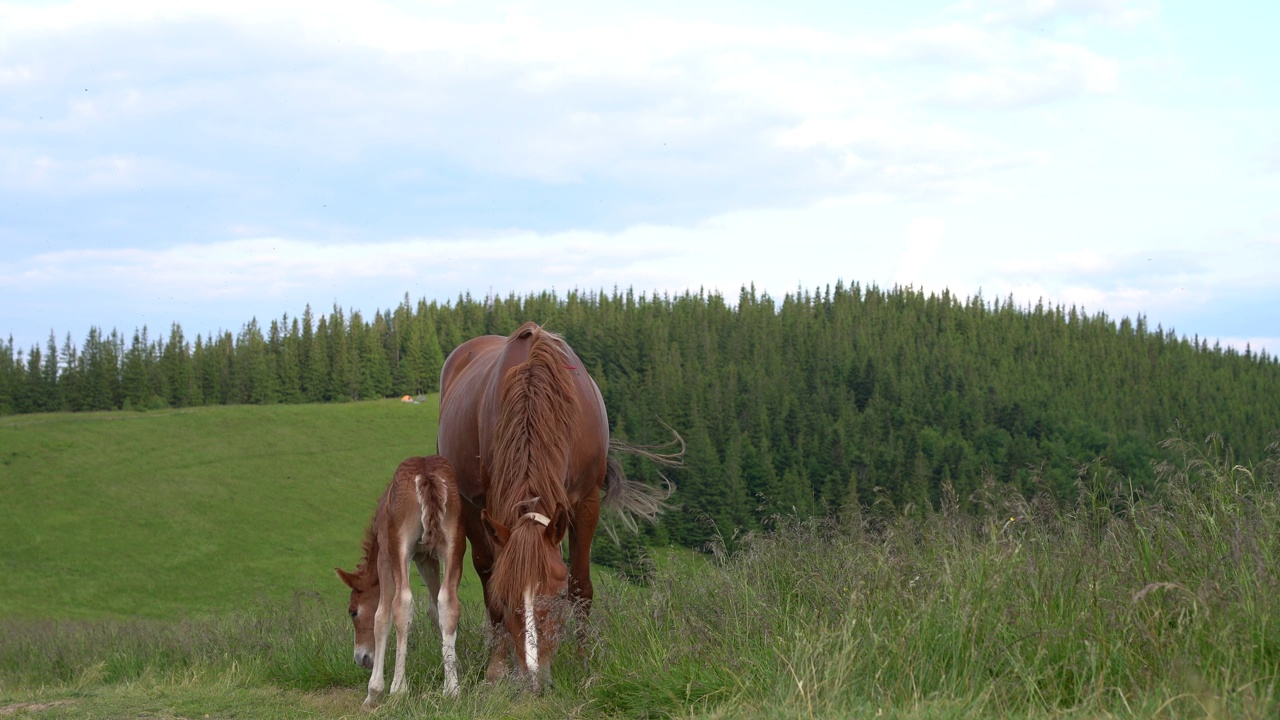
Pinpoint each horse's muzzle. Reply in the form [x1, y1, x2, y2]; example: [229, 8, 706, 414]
[354, 651, 374, 670]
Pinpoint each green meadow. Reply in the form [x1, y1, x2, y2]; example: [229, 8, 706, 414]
[2, 401, 1279, 718]
[0, 398, 469, 620]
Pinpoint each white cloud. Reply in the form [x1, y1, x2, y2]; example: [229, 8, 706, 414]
[937, 38, 1119, 107]
[895, 217, 948, 287]
[0, 63, 34, 85]
[0, 151, 180, 192]
[1, 234, 680, 300]
[978, 0, 1160, 28]
[868, 22, 1001, 66]
[0, 0, 1275, 362]
[0, 0, 1128, 215]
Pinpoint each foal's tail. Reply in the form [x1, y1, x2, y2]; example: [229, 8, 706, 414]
[601, 424, 684, 537]
[413, 456, 453, 550]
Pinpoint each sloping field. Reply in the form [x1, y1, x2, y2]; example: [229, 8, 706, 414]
[3, 405, 1278, 718]
[0, 398, 482, 620]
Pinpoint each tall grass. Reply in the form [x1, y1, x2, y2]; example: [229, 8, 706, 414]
[585, 432, 1280, 718]
[3, 433, 1278, 718]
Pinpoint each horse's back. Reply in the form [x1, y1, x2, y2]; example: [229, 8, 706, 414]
[438, 334, 503, 503]
[437, 324, 610, 506]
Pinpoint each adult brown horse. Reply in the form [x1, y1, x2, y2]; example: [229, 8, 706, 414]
[437, 321, 670, 688]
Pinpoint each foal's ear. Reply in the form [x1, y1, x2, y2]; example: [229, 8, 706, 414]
[481, 508, 511, 549]
[335, 567, 360, 590]
[547, 506, 569, 546]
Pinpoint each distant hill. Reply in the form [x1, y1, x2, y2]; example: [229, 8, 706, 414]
[4, 284, 1278, 551]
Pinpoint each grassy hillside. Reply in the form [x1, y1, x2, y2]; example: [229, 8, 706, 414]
[3, 403, 1278, 718]
[0, 398, 483, 619]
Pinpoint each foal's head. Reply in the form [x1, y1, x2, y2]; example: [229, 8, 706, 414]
[335, 564, 379, 670]
[482, 505, 571, 685]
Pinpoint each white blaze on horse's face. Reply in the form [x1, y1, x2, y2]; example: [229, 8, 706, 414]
[523, 586, 539, 675]
[485, 507, 571, 683]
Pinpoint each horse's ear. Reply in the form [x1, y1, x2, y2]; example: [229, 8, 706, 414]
[482, 508, 510, 549]
[547, 506, 569, 546]
[335, 567, 359, 590]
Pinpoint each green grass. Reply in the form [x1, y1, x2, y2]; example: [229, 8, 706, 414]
[0, 398, 480, 620]
[3, 404, 1279, 718]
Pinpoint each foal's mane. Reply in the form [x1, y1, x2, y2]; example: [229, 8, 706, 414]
[354, 518, 379, 583]
[354, 478, 403, 584]
[487, 323, 577, 609]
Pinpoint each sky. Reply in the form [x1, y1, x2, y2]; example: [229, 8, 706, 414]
[2, 0, 1278, 356]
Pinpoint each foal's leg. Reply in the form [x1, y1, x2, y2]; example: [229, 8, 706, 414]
[389, 538, 416, 695]
[435, 521, 467, 696]
[366, 553, 397, 707]
[417, 554, 442, 629]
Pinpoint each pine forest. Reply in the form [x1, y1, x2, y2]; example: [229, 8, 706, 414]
[3, 283, 1278, 552]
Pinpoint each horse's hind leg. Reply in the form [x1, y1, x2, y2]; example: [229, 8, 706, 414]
[434, 522, 466, 696]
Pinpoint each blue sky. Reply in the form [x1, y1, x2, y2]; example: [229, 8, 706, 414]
[2, 0, 1278, 355]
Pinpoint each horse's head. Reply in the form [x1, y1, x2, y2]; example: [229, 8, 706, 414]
[482, 505, 571, 687]
[334, 565, 378, 670]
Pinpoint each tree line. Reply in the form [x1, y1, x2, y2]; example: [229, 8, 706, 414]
[3, 284, 1279, 550]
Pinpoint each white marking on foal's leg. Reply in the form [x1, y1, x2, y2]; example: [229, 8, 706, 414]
[366, 605, 390, 707]
[523, 586, 539, 677]
[442, 629, 459, 696]
[390, 585, 413, 694]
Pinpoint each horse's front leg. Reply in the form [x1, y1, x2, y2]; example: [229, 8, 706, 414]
[463, 499, 510, 682]
[568, 494, 601, 663]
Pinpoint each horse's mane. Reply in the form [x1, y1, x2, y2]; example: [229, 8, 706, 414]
[487, 323, 577, 609]
[488, 324, 576, 524]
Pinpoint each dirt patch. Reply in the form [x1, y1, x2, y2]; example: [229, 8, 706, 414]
[301, 687, 363, 716]
[0, 700, 77, 716]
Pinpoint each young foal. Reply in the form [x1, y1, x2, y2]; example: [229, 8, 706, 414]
[335, 455, 466, 705]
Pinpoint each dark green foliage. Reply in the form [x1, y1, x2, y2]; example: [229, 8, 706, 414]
[4, 284, 1280, 551]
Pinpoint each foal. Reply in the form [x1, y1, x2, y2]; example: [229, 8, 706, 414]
[335, 455, 466, 704]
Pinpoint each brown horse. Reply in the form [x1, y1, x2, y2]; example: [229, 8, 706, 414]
[335, 455, 466, 705]
[437, 321, 671, 688]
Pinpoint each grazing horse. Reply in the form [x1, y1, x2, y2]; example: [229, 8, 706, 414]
[437, 322, 670, 688]
[335, 455, 466, 705]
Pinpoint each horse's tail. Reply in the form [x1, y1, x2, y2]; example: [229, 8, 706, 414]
[602, 425, 684, 537]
